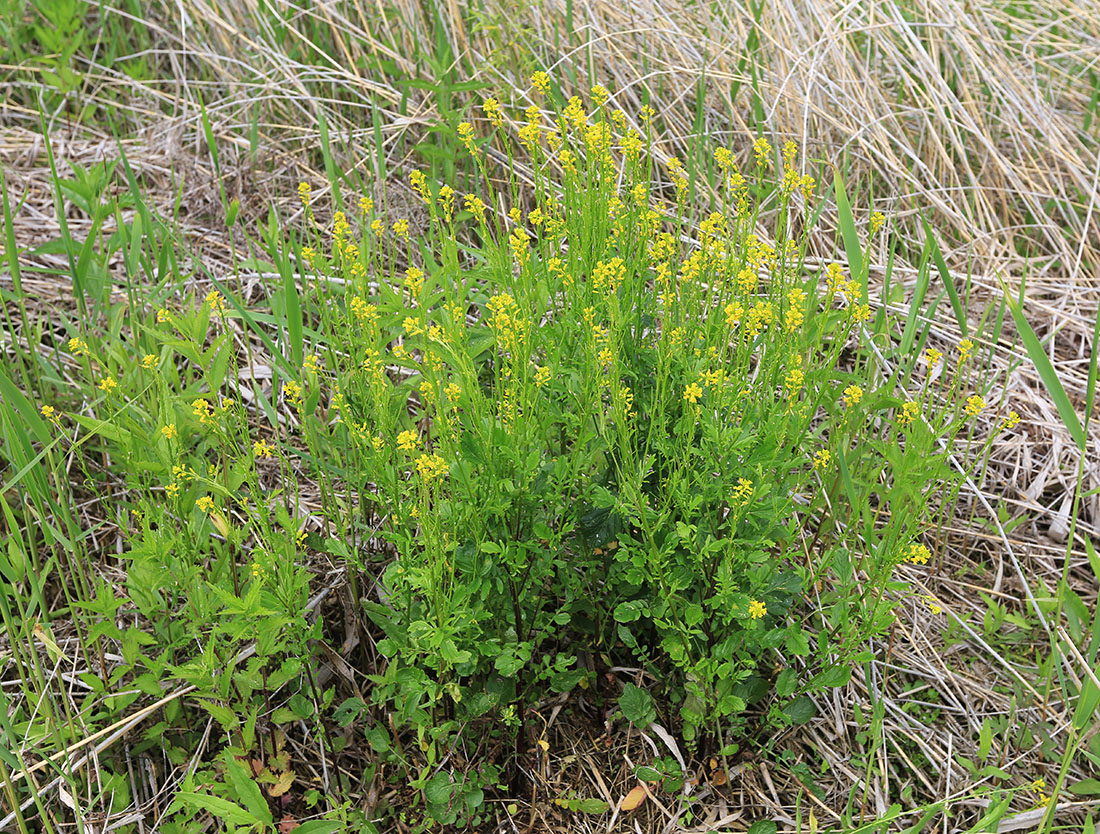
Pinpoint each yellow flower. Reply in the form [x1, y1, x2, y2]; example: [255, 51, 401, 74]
[140, 354, 157, 370]
[303, 354, 321, 373]
[98, 376, 118, 394]
[841, 384, 863, 408]
[192, 398, 215, 425]
[358, 195, 374, 215]
[531, 71, 551, 96]
[283, 380, 303, 407]
[924, 348, 943, 368]
[812, 449, 831, 470]
[534, 366, 551, 388]
[404, 267, 424, 295]
[684, 382, 703, 404]
[415, 453, 449, 483]
[964, 394, 985, 418]
[1003, 410, 1021, 431]
[748, 599, 767, 619]
[156, 308, 170, 324]
[396, 430, 418, 452]
[161, 424, 177, 440]
[40, 404, 59, 423]
[196, 496, 215, 513]
[753, 137, 772, 167]
[958, 338, 974, 363]
[482, 97, 503, 128]
[732, 478, 753, 507]
[898, 401, 920, 428]
[165, 481, 181, 497]
[253, 438, 275, 458]
[906, 544, 931, 565]
[870, 212, 885, 235]
[205, 290, 225, 314]
[69, 337, 89, 356]
[409, 171, 429, 203]
[297, 181, 311, 208]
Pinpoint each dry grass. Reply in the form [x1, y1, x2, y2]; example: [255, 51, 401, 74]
[3, 0, 1100, 831]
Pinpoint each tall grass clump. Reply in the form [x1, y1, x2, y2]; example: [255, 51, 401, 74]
[3, 78, 1022, 831]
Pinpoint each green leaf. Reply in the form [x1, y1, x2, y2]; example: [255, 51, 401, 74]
[1068, 779, 1100, 796]
[1002, 285, 1086, 449]
[222, 751, 272, 825]
[775, 668, 798, 698]
[832, 170, 866, 300]
[619, 683, 656, 728]
[614, 601, 644, 623]
[782, 696, 816, 724]
[292, 822, 343, 834]
[747, 821, 778, 834]
[922, 216, 967, 337]
[173, 792, 260, 827]
[424, 772, 453, 806]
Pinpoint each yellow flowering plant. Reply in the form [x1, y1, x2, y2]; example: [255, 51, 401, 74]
[10, 78, 1014, 830]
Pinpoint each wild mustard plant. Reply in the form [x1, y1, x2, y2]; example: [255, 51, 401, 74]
[13, 77, 1016, 829]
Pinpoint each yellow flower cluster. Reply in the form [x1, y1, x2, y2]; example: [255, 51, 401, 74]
[415, 453, 449, 483]
[842, 384, 863, 408]
[906, 543, 932, 565]
[897, 401, 920, 428]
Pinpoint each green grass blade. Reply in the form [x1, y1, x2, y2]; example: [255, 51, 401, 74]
[833, 168, 866, 300]
[1002, 282, 1086, 450]
[922, 214, 967, 337]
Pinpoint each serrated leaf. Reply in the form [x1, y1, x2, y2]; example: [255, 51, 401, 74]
[619, 683, 656, 728]
[174, 792, 260, 826]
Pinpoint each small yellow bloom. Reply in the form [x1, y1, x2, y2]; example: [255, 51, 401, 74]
[732, 478, 753, 507]
[98, 376, 118, 394]
[924, 348, 943, 368]
[906, 544, 932, 565]
[303, 354, 321, 373]
[1003, 410, 1021, 431]
[684, 382, 703, 404]
[482, 97, 503, 128]
[841, 384, 863, 408]
[898, 401, 920, 428]
[253, 438, 275, 458]
[534, 366, 551, 388]
[196, 496, 215, 513]
[68, 337, 89, 356]
[396, 430, 418, 452]
[165, 481, 181, 497]
[812, 449, 831, 470]
[161, 424, 177, 440]
[748, 599, 767, 619]
[205, 290, 225, 314]
[870, 212, 885, 235]
[156, 308, 170, 324]
[964, 394, 985, 418]
[531, 71, 551, 96]
[142, 354, 157, 370]
[415, 453, 449, 483]
[297, 181, 311, 208]
[958, 338, 974, 363]
[753, 137, 772, 167]
[283, 380, 303, 407]
[40, 404, 59, 423]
